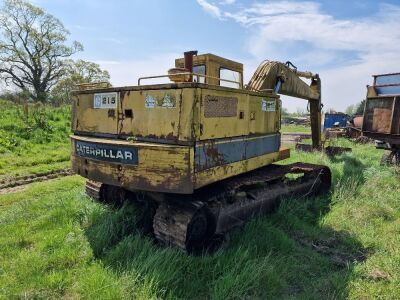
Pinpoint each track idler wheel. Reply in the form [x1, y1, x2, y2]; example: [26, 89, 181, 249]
[153, 201, 215, 253]
[186, 209, 211, 252]
[102, 185, 127, 207]
[85, 180, 128, 207]
[85, 180, 105, 201]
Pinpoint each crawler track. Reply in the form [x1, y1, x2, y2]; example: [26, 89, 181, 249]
[0, 169, 73, 191]
[153, 202, 202, 251]
[85, 163, 331, 253]
[153, 162, 331, 253]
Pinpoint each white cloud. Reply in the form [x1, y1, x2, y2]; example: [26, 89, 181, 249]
[196, 0, 400, 111]
[220, 0, 236, 5]
[227, 2, 400, 60]
[196, 0, 222, 19]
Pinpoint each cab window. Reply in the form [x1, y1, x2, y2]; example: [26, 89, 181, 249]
[193, 65, 205, 83]
[219, 68, 241, 88]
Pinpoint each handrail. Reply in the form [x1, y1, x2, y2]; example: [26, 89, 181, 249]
[75, 82, 111, 91]
[138, 72, 242, 88]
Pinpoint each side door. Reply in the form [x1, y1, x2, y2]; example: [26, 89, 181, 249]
[72, 91, 119, 135]
[117, 89, 183, 142]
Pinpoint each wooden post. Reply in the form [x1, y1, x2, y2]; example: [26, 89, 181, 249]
[310, 77, 322, 149]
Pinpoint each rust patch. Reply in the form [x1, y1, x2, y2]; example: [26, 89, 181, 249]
[166, 132, 177, 140]
[72, 153, 193, 194]
[278, 148, 290, 160]
[132, 133, 178, 141]
[108, 109, 116, 118]
[118, 91, 126, 134]
[120, 90, 126, 100]
[204, 141, 226, 166]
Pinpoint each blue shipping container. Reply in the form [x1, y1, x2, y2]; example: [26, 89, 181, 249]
[324, 113, 348, 130]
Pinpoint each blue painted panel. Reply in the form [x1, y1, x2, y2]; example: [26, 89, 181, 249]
[376, 85, 400, 96]
[75, 140, 138, 165]
[195, 134, 280, 171]
[375, 74, 400, 85]
[324, 114, 348, 129]
[245, 134, 281, 159]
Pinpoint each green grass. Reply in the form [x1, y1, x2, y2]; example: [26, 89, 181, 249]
[0, 140, 399, 299]
[0, 100, 71, 179]
[281, 124, 311, 133]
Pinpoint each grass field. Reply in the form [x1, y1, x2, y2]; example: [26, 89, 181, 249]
[0, 100, 70, 180]
[280, 124, 311, 133]
[1, 136, 399, 299]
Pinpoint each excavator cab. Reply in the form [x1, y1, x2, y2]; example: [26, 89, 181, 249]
[174, 52, 243, 88]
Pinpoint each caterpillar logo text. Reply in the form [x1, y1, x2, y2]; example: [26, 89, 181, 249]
[75, 141, 138, 165]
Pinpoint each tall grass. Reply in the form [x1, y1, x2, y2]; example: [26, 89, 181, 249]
[0, 100, 71, 178]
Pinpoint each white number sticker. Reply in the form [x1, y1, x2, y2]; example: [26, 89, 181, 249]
[261, 98, 276, 112]
[94, 92, 118, 109]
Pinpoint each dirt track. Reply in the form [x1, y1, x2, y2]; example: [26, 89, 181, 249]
[0, 169, 73, 194]
[281, 132, 311, 144]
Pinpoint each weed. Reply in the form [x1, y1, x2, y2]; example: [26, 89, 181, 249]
[0, 100, 70, 178]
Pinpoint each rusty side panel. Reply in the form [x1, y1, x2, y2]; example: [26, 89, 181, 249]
[391, 97, 400, 135]
[363, 97, 395, 134]
[248, 96, 281, 135]
[195, 134, 281, 171]
[199, 87, 280, 141]
[72, 93, 118, 134]
[74, 87, 200, 143]
[363, 74, 400, 145]
[118, 89, 185, 141]
[178, 88, 200, 141]
[194, 150, 285, 189]
[199, 87, 248, 139]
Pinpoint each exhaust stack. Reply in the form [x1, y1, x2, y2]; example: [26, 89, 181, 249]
[184, 50, 198, 81]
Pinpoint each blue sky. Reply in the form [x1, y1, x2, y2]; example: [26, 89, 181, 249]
[24, 0, 400, 110]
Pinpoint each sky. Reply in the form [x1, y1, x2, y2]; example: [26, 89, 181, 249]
[10, 0, 400, 111]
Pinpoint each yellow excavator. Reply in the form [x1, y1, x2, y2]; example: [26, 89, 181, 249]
[71, 51, 331, 253]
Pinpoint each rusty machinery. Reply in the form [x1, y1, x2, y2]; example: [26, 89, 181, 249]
[71, 51, 331, 253]
[362, 73, 400, 165]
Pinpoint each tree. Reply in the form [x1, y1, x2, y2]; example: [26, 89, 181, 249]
[0, 0, 82, 102]
[345, 104, 355, 115]
[295, 107, 306, 116]
[354, 99, 366, 115]
[51, 59, 111, 104]
[281, 107, 289, 117]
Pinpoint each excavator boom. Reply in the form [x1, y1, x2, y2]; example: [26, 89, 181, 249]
[247, 60, 322, 148]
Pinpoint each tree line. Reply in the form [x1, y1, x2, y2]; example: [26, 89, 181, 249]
[0, 0, 110, 104]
